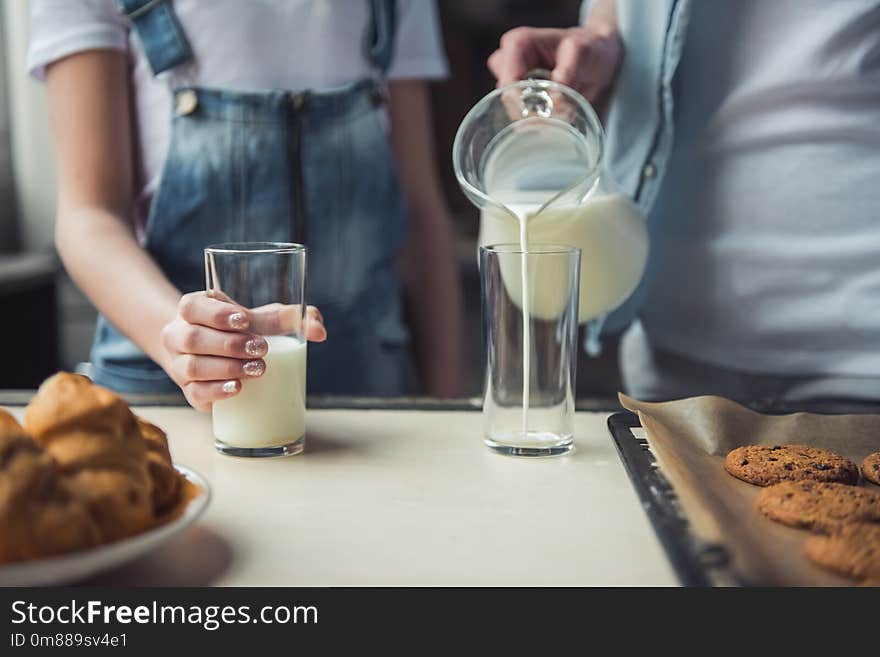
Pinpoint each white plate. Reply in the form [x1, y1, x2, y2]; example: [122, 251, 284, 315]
[0, 465, 211, 587]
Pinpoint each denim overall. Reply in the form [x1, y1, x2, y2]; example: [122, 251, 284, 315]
[91, 0, 412, 395]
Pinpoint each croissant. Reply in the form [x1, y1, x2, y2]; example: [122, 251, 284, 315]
[23, 373, 154, 542]
[136, 418, 181, 513]
[0, 410, 102, 564]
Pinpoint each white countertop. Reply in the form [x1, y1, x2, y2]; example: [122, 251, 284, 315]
[8, 406, 677, 586]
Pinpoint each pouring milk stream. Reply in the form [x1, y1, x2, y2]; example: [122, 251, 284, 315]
[454, 78, 648, 442]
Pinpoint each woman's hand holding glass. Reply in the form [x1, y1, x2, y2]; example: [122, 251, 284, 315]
[160, 291, 327, 411]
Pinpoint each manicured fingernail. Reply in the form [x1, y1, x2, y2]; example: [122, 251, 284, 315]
[245, 338, 267, 357]
[229, 312, 248, 330]
[222, 380, 238, 395]
[243, 360, 265, 377]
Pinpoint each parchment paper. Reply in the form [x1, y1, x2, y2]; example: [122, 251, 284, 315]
[619, 393, 880, 586]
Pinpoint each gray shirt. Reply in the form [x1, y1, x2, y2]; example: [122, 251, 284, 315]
[630, 0, 880, 376]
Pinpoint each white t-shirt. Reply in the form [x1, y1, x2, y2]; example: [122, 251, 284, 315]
[28, 0, 448, 213]
[642, 0, 880, 377]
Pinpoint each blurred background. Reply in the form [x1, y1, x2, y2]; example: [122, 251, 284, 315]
[0, 0, 620, 397]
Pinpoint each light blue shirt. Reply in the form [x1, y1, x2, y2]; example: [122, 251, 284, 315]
[587, 0, 691, 332]
[597, 0, 880, 378]
[600, 0, 691, 211]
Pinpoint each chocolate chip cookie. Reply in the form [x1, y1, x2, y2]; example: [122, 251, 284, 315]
[862, 452, 880, 486]
[756, 481, 880, 532]
[805, 522, 880, 581]
[724, 444, 859, 486]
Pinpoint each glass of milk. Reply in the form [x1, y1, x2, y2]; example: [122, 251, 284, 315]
[205, 243, 308, 458]
[456, 75, 648, 454]
[480, 243, 581, 456]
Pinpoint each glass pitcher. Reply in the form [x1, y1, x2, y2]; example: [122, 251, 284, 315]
[452, 75, 648, 352]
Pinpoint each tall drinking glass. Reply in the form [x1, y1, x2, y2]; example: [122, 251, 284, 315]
[480, 243, 581, 457]
[205, 242, 307, 458]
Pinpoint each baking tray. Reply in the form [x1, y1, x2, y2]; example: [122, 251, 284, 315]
[607, 411, 742, 586]
[609, 399, 880, 586]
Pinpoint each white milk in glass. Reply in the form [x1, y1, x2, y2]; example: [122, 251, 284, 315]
[212, 335, 307, 448]
[480, 117, 647, 441]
